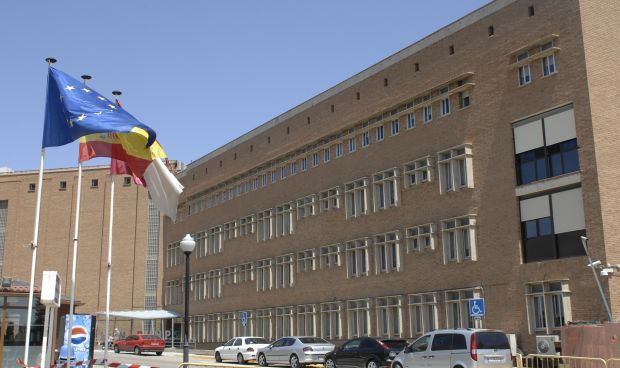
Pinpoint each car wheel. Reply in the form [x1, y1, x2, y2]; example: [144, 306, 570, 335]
[392, 363, 402, 368]
[290, 354, 301, 368]
[325, 358, 336, 368]
[156, 351, 163, 356]
[366, 359, 378, 368]
[258, 353, 268, 367]
[238, 353, 246, 364]
[215, 352, 222, 363]
[134, 346, 141, 355]
[113, 345, 120, 354]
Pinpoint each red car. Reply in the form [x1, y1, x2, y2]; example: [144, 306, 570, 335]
[113, 334, 165, 355]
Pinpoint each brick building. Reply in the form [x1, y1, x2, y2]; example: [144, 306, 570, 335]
[0, 166, 163, 341]
[163, 0, 620, 352]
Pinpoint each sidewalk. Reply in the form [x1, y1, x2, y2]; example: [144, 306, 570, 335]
[164, 348, 214, 357]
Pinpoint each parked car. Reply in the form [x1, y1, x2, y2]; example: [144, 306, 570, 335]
[113, 334, 165, 355]
[324, 337, 408, 368]
[392, 329, 512, 368]
[257, 336, 335, 368]
[215, 336, 270, 364]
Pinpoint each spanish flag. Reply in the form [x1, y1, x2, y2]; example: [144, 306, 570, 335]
[79, 129, 183, 221]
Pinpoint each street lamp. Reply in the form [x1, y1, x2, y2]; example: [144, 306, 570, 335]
[180, 234, 196, 363]
[581, 236, 612, 321]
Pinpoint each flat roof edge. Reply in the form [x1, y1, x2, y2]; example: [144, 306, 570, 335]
[182, 0, 514, 177]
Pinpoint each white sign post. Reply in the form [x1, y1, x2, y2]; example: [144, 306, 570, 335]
[40, 271, 61, 368]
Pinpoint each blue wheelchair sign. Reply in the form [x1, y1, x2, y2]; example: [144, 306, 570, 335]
[468, 298, 485, 318]
[241, 311, 249, 327]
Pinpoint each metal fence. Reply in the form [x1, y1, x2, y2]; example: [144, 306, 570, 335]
[518, 354, 609, 368]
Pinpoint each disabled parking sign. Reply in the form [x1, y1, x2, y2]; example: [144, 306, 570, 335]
[468, 298, 485, 318]
[241, 311, 249, 327]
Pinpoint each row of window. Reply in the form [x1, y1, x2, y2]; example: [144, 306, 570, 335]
[516, 40, 558, 87]
[167, 145, 475, 267]
[181, 76, 474, 221]
[165, 214, 476, 298]
[184, 280, 569, 344]
[27, 176, 134, 192]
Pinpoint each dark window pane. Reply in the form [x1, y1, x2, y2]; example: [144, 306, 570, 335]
[538, 217, 553, 236]
[536, 158, 547, 180]
[525, 220, 538, 238]
[520, 161, 536, 184]
[563, 150, 580, 173]
[475, 332, 510, 349]
[550, 152, 563, 176]
[561, 139, 578, 150]
[524, 235, 556, 262]
[431, 334, 453, 351]
[557, 230, 587, 258]
[451, 334, 467, 349]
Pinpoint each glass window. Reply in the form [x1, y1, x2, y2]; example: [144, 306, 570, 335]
[431, 334, 453, 351]
[410, 335, 430, 352]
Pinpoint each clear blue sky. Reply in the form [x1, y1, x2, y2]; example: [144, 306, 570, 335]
[0, 0, 490, 171]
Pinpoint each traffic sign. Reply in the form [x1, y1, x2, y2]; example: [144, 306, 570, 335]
[241, 311, 249, 327]
[468, 298, 485, 318]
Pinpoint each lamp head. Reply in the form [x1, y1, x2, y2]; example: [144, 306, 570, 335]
[180, 234, 196, 254]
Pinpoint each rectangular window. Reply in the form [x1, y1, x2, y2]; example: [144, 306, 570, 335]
[459, 91, 470, 109]
[275, 306, 294, 338]
[514, 107, 579, 185]
[291, 162, 297, 176]
[376, 126, 384, 142]
[423, 106, 432, 123]
[440, 98, 451, 117]
[526, 281, 571, 333]
[409, 293, 438, 336]
[403, 156, 433, 188]
[253, 177, 259, 191]
[223, 221, 236, 240]
[91, 179, 99, 188]
[256, 259, 272, 291]
[238, 215, 255, 237]
[275, 255, 294, 289]
[28, 183, 36, 192]
[323, 148, 331, 163]
[376, 296, 402, 337]
[345, 178, 369, 219]
[297, 305, 316, 337]
[406, 113, 416, 129]
[406, 224, 436, 252]
[346, 238, 370, 278]
[373, 168, 400, 210]
[347, 300, 370, 338]
[222, 266, 237, 285]
[361, 132, 370, 147]
[257, 210, 273, 242]
[349, 137, 357, 153]
[123, 177, 131, 186]
[275, 204, 294, 237]
[297, 249, 316, 273]
[518, 53, 532, 86]
[312, 153, 319, 168]
[374, 232, 401, 273]
[391, 119, 400, 136]
[195, 231, 207, 258]
[441, 216, 476, 263]
[208, 226, 222, 254]
[280, 166, 287, 180]
[299, 158, 306, 172]
[207, 270, 221, 299]
[238, 262, 254, 282]
[261, 174, 267, 187]
[438, 144, 474, 193]
[271, 170, 277, 184]
[336, 143, 344, 158]
[319, 186, 341, 213]
[256, 309, 272, 340]
[520, 188, 586, 262]
[297, 195, 317, 219]
[445, 289, 483, 329]
[321, 303, 342, 339]
[320, 244, 341, 269]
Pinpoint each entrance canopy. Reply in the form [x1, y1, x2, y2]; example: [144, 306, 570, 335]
[96, 310, 180, 320]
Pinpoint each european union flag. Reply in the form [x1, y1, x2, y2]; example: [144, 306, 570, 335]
[42, 67, 157, 148]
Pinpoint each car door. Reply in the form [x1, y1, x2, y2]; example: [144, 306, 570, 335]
[428, 334, 453, 368]
[233, 338, 243, 359]
[280, 338, 297, 364]
[403, 334, 431, 368]
[222, 338, 235, 359]
[358, 338, 378, 368]
[266, 338, 286, 362]
[337, 339, 362, 367]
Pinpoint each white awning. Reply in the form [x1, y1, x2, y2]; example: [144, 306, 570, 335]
[96, 310, 181, 320]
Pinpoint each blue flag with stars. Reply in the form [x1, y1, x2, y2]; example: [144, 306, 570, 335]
[42, 67, 157, 148]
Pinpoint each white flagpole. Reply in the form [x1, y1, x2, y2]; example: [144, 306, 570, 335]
[66, 161, 83, 368]
[24, 57, 56, 365]
[66, 74, 91, 367]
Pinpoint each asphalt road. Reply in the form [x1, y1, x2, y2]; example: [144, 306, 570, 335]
[94, 350, 214, 368]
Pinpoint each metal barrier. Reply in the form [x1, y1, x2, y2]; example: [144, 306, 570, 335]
[177, 364, 250, 368]
[518, 354, 608, 368]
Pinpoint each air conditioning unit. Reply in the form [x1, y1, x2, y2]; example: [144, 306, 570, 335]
[536, 335, 560, 355]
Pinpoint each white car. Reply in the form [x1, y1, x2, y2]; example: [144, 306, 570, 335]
[215, 336, 270, 364]
[392, 329, 512, 368]
[257, 336, 335, 368]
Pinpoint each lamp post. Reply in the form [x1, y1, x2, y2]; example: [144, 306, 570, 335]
[581, 236, 612, 321]
[180, 234, 196, 363]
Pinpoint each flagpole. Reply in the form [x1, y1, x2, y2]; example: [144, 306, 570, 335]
[103, 89, 122, 363]
[24, 57, 56, 365]
[66, 74, 91, 368]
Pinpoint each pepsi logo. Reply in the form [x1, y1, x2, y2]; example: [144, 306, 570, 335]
[71, 326, 89, 345]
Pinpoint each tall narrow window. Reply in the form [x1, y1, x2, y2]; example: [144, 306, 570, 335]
[361, 132, 370, 147]
[349, 137, 357, 153]
[344, 178, 369, 219]
[275, 203, 294, 237]
[376, 296, 402, 337]
[347, 300, 370, 338]
[374, 232, 401, 273]
[441, 216, 477, 263]
[376, 126, 384, 142]
[440, 97, 451, 117]
[373, 168, 400, 210]
[423, 106, 432, 123]
[335, 143, 343, 158]
[345, 238, 370, 278]
[517, 52, 531, 86]
[324, 148, 331, 163]
[437, 144, 474, 193]
[275, 255, 294, 289]
[409, 293, 438, 336]
[406, 113, 416, 129]
[391, 119, 400, 136]
[312, 152, 319, 167]
[526, 281, 571, 333]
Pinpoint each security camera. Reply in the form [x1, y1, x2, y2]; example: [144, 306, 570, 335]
[589, 260, 601, 267]
[601, 268, 614, 276]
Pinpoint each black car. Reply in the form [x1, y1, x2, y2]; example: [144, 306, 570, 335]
[324, 338, 407, 368]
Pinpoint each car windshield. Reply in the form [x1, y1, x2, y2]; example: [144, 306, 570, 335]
[476, 332, 510, 349]
[299, 337, 330, 344]
[381, 340, 408, 349]
[143, 335, 161, 340]
[246, 338, 269, 344]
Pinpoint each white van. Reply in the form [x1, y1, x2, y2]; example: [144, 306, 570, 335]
[391, 329, 512, 368]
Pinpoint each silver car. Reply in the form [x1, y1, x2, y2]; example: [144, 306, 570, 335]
[215, 336, 270, 364]
[257, 336, 335, 368]
[391, 329, 512, 368]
